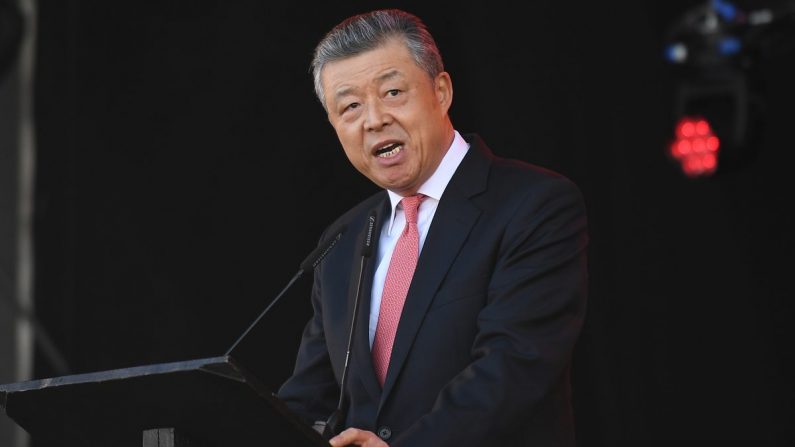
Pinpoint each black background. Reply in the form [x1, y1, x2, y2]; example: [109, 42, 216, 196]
[29, 1, 794, 446]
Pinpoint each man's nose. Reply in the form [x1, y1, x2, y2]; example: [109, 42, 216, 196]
[364, 100, 392, 132]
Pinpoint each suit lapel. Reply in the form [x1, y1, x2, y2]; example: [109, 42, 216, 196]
[379, 136, 492, 408]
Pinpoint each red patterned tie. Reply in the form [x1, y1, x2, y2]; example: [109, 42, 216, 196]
[372, 194, 425, 386]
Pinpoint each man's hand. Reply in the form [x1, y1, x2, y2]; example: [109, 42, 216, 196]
[329, 428, 389, 447]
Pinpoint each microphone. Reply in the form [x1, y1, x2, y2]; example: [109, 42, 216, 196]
[314, 210, 377, 440]
[225, 225, 346, 357]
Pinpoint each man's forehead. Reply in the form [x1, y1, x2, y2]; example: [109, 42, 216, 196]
[323, 40, 413, 81]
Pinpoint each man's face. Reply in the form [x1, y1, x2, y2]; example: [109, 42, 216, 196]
[321, 38, 453, 196]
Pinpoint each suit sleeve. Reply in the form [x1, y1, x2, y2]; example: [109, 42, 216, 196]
[393, 176, 589, 447]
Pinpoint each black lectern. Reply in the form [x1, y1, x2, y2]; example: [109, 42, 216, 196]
[0, 355, 327, 447]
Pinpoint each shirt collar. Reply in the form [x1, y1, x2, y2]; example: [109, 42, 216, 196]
[385, 130, 470, 231]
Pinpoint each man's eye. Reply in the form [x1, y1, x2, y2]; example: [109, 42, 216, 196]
[343, 102, 360, 112]
[386, 89, 401, 97]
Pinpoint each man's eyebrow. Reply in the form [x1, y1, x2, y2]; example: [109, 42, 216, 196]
[333, 86, 356, 103]
[375, 69, 402, 83]
[332, 70, 404, 104]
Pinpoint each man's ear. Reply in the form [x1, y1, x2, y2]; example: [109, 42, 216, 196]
[435, 71, 453, 113]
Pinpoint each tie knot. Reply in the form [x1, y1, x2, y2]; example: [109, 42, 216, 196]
[401, 194, 425, 225]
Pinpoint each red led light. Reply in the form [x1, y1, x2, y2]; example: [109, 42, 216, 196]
[678, 121, 695, 138]
[695, 120, 709, 136]
[693, 138, 706, 153]
[702, 153, 717, 169]
[670, 116, 720, 177]
[706, 136, 720, 152]
[677, 140, 691, 155]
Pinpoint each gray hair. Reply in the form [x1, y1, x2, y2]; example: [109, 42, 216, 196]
[311, 9, 445, 110]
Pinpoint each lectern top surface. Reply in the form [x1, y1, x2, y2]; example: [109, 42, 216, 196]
[0, 355, 326, 447]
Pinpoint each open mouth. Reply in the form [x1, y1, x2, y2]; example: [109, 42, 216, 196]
[375, 143, 403, 158]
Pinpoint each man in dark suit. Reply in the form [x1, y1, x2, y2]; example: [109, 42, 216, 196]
[277, 9, 588, 447]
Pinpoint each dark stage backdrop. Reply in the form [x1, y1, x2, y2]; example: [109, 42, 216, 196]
[29, 1, 793, 446]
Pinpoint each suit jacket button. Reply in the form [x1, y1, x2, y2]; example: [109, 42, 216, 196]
[377, 426, 392, 441]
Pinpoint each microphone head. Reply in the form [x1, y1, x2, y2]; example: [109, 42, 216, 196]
[361, 211, 377, 258]
[299, 225, 346, 273]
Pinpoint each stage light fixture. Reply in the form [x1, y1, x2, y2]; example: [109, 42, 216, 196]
[669, 70, 750, 178]
[662, 0, 795, 178]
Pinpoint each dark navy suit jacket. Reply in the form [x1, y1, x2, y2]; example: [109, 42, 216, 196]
[278, 134, 589, 447]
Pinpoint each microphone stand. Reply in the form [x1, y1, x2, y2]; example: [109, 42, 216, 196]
[314, 211, 377, 440]
[225, 227, 345, 357]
